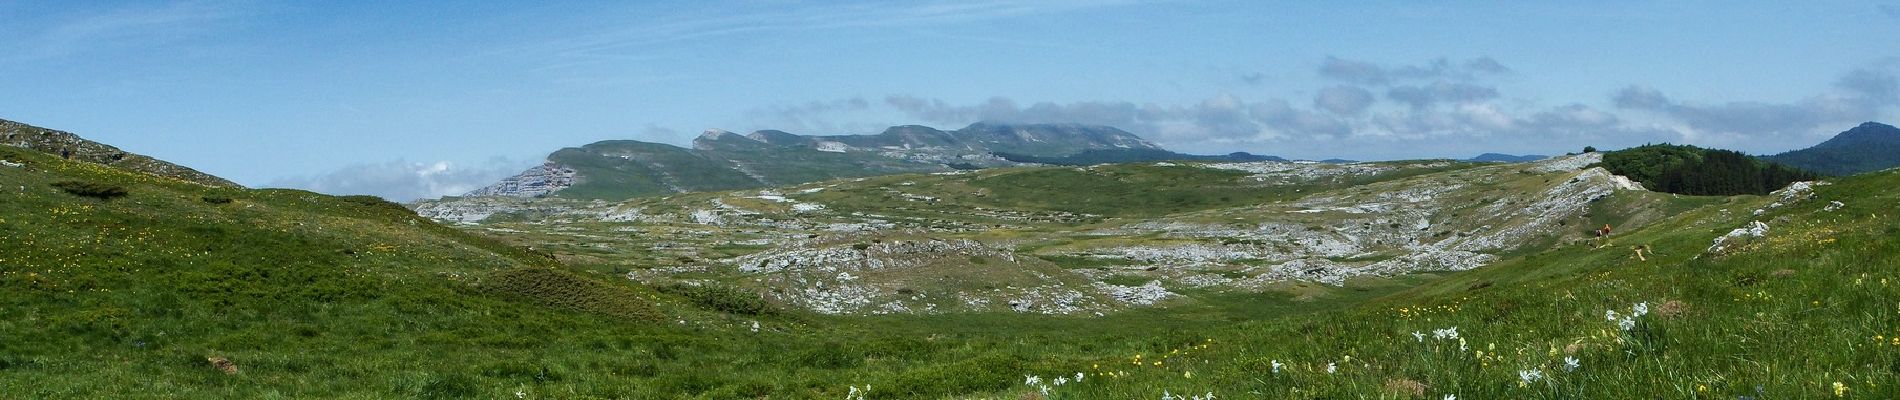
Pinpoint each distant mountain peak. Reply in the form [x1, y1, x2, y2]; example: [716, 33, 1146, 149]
[1821, 121, 1900, 147]
[1765, 121, 1900, 176]
[697, 129, 742, 140]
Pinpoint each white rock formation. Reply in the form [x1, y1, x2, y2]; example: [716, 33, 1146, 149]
[464, 163, 577, 197]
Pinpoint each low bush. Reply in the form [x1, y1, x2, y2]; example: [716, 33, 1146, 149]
[657, 282, 777, 316]
[51, 180, 127, 199]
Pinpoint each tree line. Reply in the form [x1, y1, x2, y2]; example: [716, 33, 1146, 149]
[1594, 144, 1818, 196]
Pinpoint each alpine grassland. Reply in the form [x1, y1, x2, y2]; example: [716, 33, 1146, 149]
[5, 140, 1899, 398]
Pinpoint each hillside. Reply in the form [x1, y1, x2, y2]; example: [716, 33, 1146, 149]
[1765, 121, 1900, 176]
[1, 118, 239, 187]
[0, 143, 719, 397]
[464, 122, 1171, 200]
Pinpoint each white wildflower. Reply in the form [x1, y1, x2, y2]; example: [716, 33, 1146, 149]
[1618, 317, 1636, 331]
[1632, 302, 1649, 317]
[1270, 359, 1282, 374]
[1412, 331, 1425, 342]
[1518, 369, 1544, 384]
[515, 390, 526, 399]
[1444, 395, 1457, 400]
[1076, 372, 1086, 382]
[1605, 309, 1618, 321]
[1563, 356, 1580, 371]
[1432, 327, 1459, 340]
[1326, 362, 1337, 374]
[1053, 376, 1068, 386]
[1162, 390, 1175, 400]
[1039, 384, 1051, 396]
[1025, 375, 1042, 386]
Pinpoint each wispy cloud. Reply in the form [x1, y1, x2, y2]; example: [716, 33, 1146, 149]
[1317, 56, 1510, 86]
[11, 1, 251, 61]
[511, 1, 1147, 61]
[742, 97, 877, 133]
[1612, 65, 1899, 147]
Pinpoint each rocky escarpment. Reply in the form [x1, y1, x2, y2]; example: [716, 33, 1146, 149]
[463, 163, 575, 197]
[0, 118, 239, 187]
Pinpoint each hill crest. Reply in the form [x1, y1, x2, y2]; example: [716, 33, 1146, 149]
[0, 118, 239, 187]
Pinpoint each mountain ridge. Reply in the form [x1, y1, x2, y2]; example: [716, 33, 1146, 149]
[1764, 121, 1900, 176]
[463, 122, 1174, 200]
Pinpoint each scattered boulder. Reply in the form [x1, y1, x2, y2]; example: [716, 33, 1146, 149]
[1706, 220, 1769, 255]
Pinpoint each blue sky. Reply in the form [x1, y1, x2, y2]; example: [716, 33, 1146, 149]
[2, 1, 1897, 200]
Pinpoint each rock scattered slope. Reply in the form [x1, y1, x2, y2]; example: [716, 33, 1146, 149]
[420, 153, 1685, 315]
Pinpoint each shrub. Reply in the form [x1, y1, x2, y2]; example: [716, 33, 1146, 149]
[201, 195, 234, 204]
[51, 180, 127, 200]
[657, 282, 777, 316]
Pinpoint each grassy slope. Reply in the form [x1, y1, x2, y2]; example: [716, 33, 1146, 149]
[0, 146, 684, 398]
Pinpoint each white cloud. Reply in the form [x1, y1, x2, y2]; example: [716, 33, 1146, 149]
[269, 158, 537, 202]
[759, 57, 1900, 159]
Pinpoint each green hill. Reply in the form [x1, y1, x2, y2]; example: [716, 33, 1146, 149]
[0, 144, 707, 397]
[2, 118, 239, 187]
[1765, 121, 1900, 176]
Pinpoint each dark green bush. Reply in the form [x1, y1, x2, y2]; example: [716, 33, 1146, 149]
[51, 180, 128, 199]
[201, 195, 233, 204]
[656, 282, 776, 316]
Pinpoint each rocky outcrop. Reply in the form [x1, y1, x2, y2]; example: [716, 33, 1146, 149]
[1706, 220, 1769, 255]
[464, 163, 576, 197]
[0, 118, 239, 187]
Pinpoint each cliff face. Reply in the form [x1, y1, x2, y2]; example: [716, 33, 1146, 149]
[462, 163, 575, 197]
[0, 118, 239, 187]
